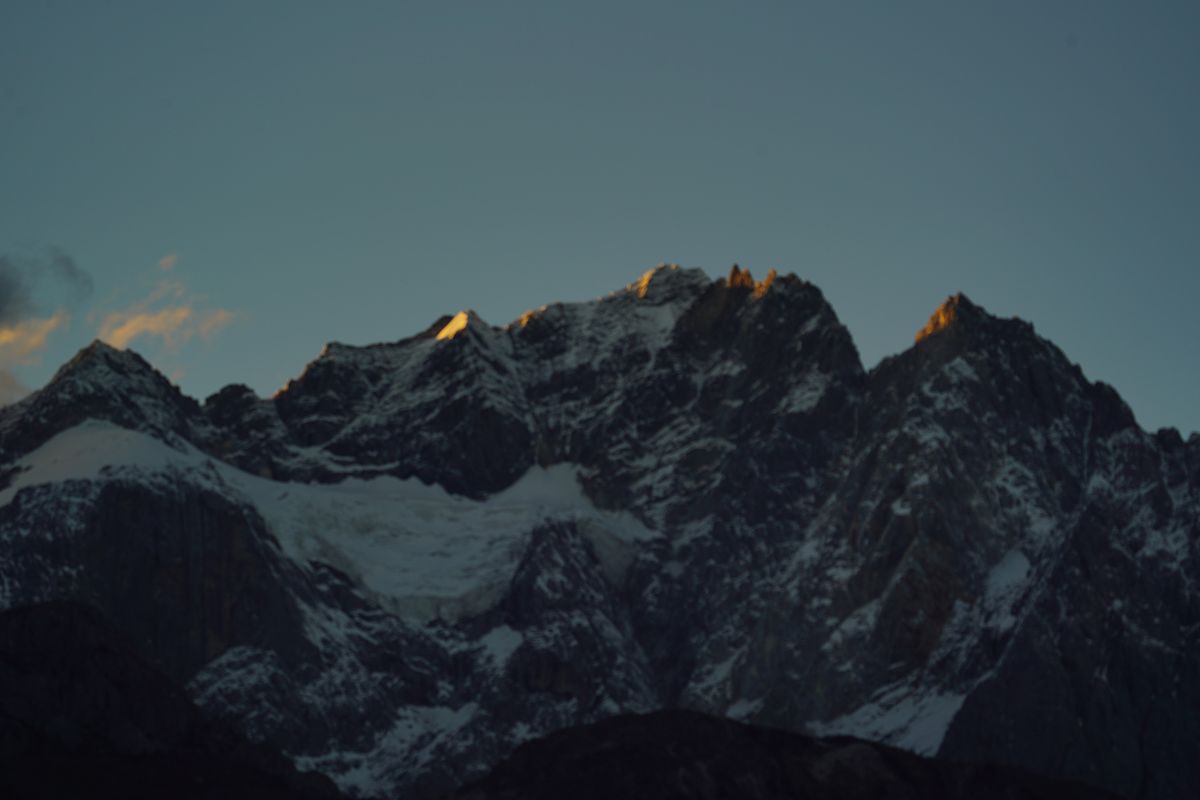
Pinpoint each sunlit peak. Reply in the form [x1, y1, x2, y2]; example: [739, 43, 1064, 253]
[436, 311, 471, 341]
[628, 263, 688, 299]
[915, 293, 976, 343]
[517, 307, 544, 328]
[727, 264, 778, 297]
[635, 268, 657, 299]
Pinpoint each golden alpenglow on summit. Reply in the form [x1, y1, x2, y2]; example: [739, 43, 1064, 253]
[726, 265, 778, 298]
[915, 294, 970, 343]
[436, 311, 471, 341]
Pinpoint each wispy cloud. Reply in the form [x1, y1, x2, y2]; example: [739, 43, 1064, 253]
[0, 246, 232, 403]
[0, 310, 68, 362]
[97, 279, 233, 351]
[198, 308, 233, 337]
[99, 307, 193, 349]
[0, 310, 69, 402]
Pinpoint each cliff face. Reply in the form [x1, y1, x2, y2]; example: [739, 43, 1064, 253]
[0, 265, 1195, 798]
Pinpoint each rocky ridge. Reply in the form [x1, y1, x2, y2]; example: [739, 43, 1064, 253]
[0, 264, 1195, 798]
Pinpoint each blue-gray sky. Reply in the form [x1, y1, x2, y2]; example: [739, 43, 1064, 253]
[2, 2, 1197, 432]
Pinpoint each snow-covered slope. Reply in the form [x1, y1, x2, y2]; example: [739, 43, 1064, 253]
[0, 267, 1196, 799]
[1, 420, 654, 622]
[0, 418, 661, 795]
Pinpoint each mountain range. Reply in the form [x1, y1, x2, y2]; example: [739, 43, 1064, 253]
[0, 264, 1195, 798]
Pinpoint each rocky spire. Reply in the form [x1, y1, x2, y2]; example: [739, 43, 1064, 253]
[728, 264, 755, 290]
[914, 293, 983, 343]
[726, 265, 779, 297]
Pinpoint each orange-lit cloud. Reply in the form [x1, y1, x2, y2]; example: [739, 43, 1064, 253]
[158, 253, 177, 271]
[198, 308, 233, 337]
[99, 307, 192, 349]
[99, 304, 232, 349]
[97, 273, 233, 351]
[0, 310, 68, 364]
[0, 309, 69, 407]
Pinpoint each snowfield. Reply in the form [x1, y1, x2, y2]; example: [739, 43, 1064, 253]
[1, 419, 657, 623]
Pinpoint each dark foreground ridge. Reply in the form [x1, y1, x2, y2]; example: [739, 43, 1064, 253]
[447, 710, 1120, 800]
[0, 602, 342, 800]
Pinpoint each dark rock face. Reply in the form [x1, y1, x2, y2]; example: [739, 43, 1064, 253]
[0, 602, 342, 800]
[447, 710, 1119, 800]
[0, 266, 1195, 799]
[939, 508, 1200, 800]
[0, 476, 311, 684]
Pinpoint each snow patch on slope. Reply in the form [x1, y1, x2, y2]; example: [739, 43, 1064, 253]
[808, 686, 966, 755]
[0, 420, 659, 623]
[294, 702, 481, 797]
[0, 419, 197, 506]
[779, 369, 829, 413]
[984, 549, 1031, 632]
[478, 625, 524, 668]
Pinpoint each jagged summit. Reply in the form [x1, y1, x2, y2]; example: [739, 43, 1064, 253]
[914, 293, 986, 343]
[77, 337, 122, 356]
[44, 338, 180, 397]
[724, 264, 778, 297]
[50, 338, 154, 380]
[513, 264, 709, 332]
[625, 263, 710, 303]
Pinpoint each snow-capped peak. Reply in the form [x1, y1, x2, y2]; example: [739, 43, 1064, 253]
[625, 263, 711, 304]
